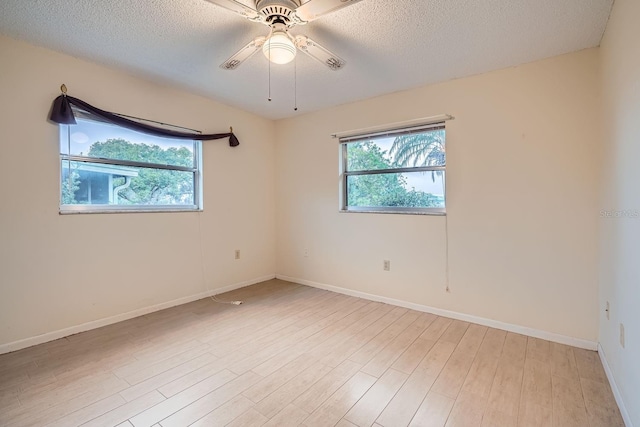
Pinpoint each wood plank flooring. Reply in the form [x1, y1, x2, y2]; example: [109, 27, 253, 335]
[0, 279, 625, 427]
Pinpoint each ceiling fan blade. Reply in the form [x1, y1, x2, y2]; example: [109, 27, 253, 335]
[220, 36, 266, 70]
[204, 0, 261, 21]
[293, 0, 364, 23]
[294, 35, 345, 70]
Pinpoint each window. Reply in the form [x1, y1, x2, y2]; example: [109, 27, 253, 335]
[60, 112, 202, 213]
[340, 123, 446, 214]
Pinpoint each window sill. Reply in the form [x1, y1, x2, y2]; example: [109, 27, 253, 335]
[339, 209, 446, 216]
[59, 207, 202, 215]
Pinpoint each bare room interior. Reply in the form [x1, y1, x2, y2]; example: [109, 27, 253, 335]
[0, 0, 638, 426]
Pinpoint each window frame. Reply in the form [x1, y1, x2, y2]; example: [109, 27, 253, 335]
[59, 110, 203, 214]
[339, 122, 446, 215]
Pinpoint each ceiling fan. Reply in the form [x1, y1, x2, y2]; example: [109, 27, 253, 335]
[206, 0, 363, 71]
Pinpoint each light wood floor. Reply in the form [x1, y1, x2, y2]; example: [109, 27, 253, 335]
[0, 280, 625, 427]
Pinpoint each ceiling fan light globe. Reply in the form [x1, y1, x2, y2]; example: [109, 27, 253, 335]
[262, 32, 296, 64]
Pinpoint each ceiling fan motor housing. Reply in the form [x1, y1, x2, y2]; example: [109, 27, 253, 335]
[215, 0, 350, 71]
[256, 0, 301, 27]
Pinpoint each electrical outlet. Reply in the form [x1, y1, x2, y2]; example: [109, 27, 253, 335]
[235, 250, 240, 260]
[606, 301, 610, 320]
[303, 248, 309, 258]
[620, 323, 625, 348]
[383, 260, 390, 271]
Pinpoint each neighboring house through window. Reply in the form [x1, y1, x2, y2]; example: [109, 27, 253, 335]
[61, 162, 139, 205]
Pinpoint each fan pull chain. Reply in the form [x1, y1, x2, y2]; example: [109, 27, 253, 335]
[294, 54, 298, 112]
[268, 40, 272, 102]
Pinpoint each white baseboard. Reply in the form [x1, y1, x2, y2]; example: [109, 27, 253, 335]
[276, 274, 598, 351]
[2, 273, 599, 356]
[598, 343, 633, 427]
[0, 274, 275, 355]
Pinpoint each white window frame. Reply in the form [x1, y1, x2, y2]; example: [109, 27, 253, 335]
[59, 111, 203, 214]
[338, 121, 447, 215]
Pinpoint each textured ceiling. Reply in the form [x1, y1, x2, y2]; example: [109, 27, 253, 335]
[0, 0, 613, 120]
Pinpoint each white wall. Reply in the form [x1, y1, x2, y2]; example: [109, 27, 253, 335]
[275, 49, 601, 343]
[0, 36, 276, 348]
[599, 0, 640, 424]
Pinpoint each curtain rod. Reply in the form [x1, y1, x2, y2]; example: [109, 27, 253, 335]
[331, 114, 454, 140]
[112, 112, 202, 134]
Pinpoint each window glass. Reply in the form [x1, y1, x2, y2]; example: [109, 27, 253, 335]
[340, 124, 446, 214]
[346, 171, 445, 209]
[59, 115, 201, 213]
[59, 118, 195, 167]
[346, 128, 445, 171]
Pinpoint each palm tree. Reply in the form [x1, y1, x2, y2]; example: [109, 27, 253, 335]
[389, 130, 445, 181]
